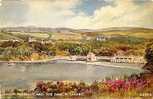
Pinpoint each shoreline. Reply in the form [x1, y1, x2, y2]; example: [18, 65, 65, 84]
[58, 60, 143, 70]
[0, 56, 143, 70]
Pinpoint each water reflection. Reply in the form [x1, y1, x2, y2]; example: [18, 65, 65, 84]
[0, 60, 142, 88]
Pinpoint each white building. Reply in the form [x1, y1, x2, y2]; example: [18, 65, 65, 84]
[87, 52, 97, 62]
[70, 56, 77, 61]
[96, 36, 106, 41]
[111, 56, 146, 64]
[28, 37, 36, 42]
[96, 35, 111, 41]
[40, 40, 52, 44]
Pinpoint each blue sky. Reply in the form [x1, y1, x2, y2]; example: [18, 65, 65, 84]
[75, 0, 113, 15]
[0, 0, 153, 29]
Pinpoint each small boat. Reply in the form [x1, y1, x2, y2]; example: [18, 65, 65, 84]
[8, 63, 15, 66]
[35, 93, 45, 97]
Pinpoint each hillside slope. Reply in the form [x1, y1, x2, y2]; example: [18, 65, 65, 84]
[0, 27, 153, 40]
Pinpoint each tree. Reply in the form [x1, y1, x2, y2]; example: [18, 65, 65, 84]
[2, 47, 14, 60]
[93, 47, 117, 56]
[0, 41, 21, 48]
[143, 42, 153, 73]
[2, 44, 33, 61]
[0, 47, 4, 54]
[29, 42, 49, 52]
[81, 44, 90, 56]
[13, 89, 20, 95]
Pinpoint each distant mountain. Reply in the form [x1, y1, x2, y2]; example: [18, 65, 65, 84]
[97, 27, 153, 33]
[0, 27, 82, 33]
[0, 26, 153, 33]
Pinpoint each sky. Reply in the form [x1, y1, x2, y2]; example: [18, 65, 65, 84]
[0, 0, 153, 29]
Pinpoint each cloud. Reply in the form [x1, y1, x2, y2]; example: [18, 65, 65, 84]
[0, 0, 153, 29]
[66, 0, 153, 29]
[0, 0, 2, 7]
[0, 0, 28, 26]
[0, 0, 81, 27]
[23, 0, 81, 27]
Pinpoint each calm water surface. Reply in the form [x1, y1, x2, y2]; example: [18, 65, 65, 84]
[0, 60, 142, 89]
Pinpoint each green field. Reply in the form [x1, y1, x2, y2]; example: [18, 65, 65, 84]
[0, 27, 153, 41]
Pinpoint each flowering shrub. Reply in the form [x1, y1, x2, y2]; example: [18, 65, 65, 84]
[34, 73, 152, 97]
